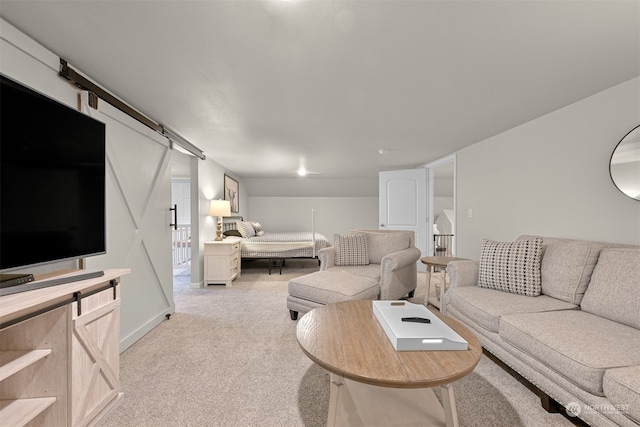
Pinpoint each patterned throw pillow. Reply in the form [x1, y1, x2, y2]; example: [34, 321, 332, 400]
[334, 233, 369, 266]
[478, 238, 543, 296]
[251, 222, 265, 237]
[236, 221, 256, 238]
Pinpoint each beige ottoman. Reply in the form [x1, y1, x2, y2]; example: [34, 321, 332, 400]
[287, 271, 379, 320]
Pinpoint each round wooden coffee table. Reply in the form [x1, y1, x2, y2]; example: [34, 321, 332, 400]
[296, 300, 482, 427]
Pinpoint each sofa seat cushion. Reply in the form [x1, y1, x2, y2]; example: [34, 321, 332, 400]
[580, 248, 640, 329]
[326, 264, 381, 281]
[288, 271, 379, 305]
[500, 310, 640, 396]
[447, 286, 577, 333]
[603, 365, 640, 424]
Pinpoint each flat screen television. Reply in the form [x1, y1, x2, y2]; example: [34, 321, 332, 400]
[0, 74, 106, 273]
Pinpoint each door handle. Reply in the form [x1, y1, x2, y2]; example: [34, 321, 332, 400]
[169, 204, 177, 230]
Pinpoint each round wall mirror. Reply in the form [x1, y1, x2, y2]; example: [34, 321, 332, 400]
[610, 125, 640, 201]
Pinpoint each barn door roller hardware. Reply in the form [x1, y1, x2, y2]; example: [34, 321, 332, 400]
[58, 59, 205, 160]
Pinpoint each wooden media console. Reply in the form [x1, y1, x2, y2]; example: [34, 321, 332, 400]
[0, 268, 130, 426]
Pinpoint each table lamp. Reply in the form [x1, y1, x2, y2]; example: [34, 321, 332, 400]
[210, 199, 231, 241]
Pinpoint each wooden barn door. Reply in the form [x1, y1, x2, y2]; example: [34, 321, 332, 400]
[82, 93, 174, 352]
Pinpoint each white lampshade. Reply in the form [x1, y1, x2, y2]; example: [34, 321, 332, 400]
[209, 199, 231, 217]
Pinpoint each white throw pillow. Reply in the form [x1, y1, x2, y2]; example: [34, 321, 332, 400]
[251, 221, 265, 237]
[236, 221, 256, 238]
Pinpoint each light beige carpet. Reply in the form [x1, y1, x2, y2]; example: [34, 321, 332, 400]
[102, 262, 575, 426]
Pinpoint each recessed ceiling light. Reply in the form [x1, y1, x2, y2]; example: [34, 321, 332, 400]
[378, 148, 390, 155]
[297, 166, 307, 176]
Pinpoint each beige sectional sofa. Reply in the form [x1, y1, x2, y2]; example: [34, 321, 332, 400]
[442, 235, 640, 427]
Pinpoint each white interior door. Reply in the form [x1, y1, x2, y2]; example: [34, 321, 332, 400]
[379, 168, 427, 271]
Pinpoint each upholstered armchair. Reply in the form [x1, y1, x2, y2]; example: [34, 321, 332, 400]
[318, 229, 421, 300]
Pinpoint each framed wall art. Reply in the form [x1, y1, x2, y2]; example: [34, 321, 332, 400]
[224, 174, 239, 213]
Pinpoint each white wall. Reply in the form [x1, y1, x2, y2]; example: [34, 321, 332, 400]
[246, 176, 379, 241]
[171, 179, 191, 225]
[248, 197, 379, 240]
[244, 177, 378, 197]
[456, 77, 640, 259]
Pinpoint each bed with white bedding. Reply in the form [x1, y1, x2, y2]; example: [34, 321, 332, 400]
[222, 216, 331, 262]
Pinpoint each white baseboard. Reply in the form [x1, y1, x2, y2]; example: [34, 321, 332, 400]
[190, 280, 204, 289]
[119, 308, 173, 352]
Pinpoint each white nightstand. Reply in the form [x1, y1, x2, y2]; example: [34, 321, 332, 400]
[204, 237, 242, 286]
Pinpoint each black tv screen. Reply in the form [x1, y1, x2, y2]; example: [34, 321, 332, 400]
[0, 74, 106, 272]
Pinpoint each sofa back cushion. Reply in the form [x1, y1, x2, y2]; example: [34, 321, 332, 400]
[334, 233, 370, 266]
[540, 239, 604, 304]
[580, 248, 640, 329]
[519, 235, 639, 304]
[352, 230, 412, 264]
[478, 238, 543, 296]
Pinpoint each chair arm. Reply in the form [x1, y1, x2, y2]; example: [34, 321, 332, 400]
[318, 247, 335, 270]
[446, 260, 479, 288]
[379, 247, 422, 300]
[381, 247, 422, 272]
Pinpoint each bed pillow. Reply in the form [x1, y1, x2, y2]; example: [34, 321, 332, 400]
[251, 222, 265, 237]
[478, 238, 543, 296]
[334, 233, 369, 266]
[236, 221, 256, 238]
[223, 229, 242, 237]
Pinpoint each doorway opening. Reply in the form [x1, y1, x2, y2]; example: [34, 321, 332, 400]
[171, 148, 193, 289]
[171, 178, 191, 278]
[427, 155, 456, 257]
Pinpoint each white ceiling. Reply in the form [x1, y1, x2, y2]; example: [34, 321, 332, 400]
[1, 0, 639, 181]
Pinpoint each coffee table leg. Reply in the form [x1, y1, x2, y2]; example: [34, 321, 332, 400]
[327, 373, 344, 427]
[441, 383, 459, 427]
